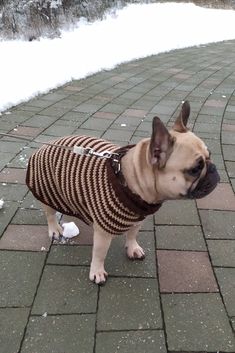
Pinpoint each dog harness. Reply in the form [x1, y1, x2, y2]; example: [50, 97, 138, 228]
[26, 135, 162, 235]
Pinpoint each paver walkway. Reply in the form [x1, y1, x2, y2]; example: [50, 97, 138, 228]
[0, 40, 235, 353]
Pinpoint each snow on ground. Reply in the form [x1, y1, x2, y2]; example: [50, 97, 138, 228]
[1, 2, 235, 113]
[0, 199, 4, 209]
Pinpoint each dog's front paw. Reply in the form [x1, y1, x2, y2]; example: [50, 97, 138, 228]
[125, 242, 145, 260]
[48, 223, 63, 240]
[89, 266, 108, 285]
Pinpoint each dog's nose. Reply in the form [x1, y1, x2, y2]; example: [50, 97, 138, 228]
[207, 162, 220, 183]
[208, 163, 216, 173]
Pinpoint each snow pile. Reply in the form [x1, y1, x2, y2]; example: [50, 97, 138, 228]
[62, 222, 80, 238]
[0, 199, 4, 209]
[1, 2, 235, 112]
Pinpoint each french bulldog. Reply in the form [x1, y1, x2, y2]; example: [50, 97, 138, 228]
[26, 101, 220, 285]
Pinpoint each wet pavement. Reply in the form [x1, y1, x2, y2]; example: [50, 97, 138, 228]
[0, 39, 235, 353]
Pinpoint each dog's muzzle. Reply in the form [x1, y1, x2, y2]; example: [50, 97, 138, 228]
[187, 162, 220, 199]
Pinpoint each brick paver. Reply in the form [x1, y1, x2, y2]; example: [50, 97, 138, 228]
[0, 40, 235, 352]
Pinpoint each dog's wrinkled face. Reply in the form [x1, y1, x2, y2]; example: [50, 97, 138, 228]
[149, 101, 220, 200]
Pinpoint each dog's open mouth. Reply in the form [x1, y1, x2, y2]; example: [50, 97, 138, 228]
[187, 163, 220, 199]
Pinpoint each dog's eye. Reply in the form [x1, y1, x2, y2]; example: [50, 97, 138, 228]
[188, 166, 202, 176]
[188, 158, 204, 177]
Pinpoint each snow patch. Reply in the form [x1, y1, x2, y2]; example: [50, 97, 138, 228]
[62, 222, 80, 238]
[0, 199, 4, 209]
[1, 3, 235, 112]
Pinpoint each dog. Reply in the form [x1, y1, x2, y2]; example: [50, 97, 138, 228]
[26, 101, 220, 284]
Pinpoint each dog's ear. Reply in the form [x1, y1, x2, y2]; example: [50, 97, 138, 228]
[149, 117, 175, 168]
[173, 101, 190, 133]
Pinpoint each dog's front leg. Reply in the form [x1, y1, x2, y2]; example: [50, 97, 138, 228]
[89, 227, 113, 285]
[125, 222, 145, 260]
[42, 203, 63, 240]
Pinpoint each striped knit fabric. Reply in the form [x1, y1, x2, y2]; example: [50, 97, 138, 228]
[26, 135, 161, 235]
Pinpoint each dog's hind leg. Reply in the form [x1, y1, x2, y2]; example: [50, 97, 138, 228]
[125, 222, 145, 260]
[42, 203, 63, 240]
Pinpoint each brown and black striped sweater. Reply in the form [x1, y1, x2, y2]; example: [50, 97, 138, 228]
[26, 136, 162, 235]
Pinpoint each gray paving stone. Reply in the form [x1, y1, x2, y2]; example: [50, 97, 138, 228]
[73, 129, 103, 139]
[156, 225, 206, 251]
[0, 183, 28, 201]
[150, 103, 176, 115]
[73, 103, 102, 114]
[114, 115, 141, 128]
[194, 123, 221, 133]
[196, 131, 220, 140]
[21, 191, 41, 209]
[155, 200, 200, 225]
[0, 201, 19, 236]
[80, 117, 112, 131]
[231, 178, 235, 193]
[18, 105, 42, 113]
[102, 129, 133, 142]
[141, 216, 155, 231]
[222, 131, 235, 145]
[23, 114, 58, 128]
[101, 87, 124, 99]
[28, 134, 57, 148]
[101, 103, 126, 114]
[47, 245, 91, 266]
[1, 110, 34, 123]
[207, 240, 235, 267]
[196, 114, 223, 124]
[226, 105, 235, 113]
[61, 111, 89, 123]
[134, 130, 150, 138]
[12, 208, 47, 225]
[217, 168, 230, 182]
[231, 318, 235, 331]
[42, 124, 75, 137]
[32, 266, 98, 314]
[226, 161, 235, 178]
[215, 268, 235, 316]
[203, 138, 221, 154]
[224, 111, 235, 121]
[0, 251, 45, 306]
[210, 153, 225, 170]
[40, 106, 70, 118]
[95, 330, 167, 353]
[223, 144, 235, 161]
[0, 120, 18, 132]
[42, 92, 71, 101]
[106, 232, 156, 278]
[7, 148, 33, 168]
[200, 210, 235, 239]
[162, 293, 235, 352]
[97, 277, 162, 331]
[21, 314, 95, 353]
[0, 140, 26, 153]
[52, 98, 80, 109]
[0, 308, 29, 353]
[0, 152, 15, 171]
[26, 98, 54, 109]
[200, 106, 225, 116]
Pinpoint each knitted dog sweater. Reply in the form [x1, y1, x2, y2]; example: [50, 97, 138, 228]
[26, 135, 162, 235]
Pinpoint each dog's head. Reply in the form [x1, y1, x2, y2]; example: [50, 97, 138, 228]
[149, 101, 220, 200]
